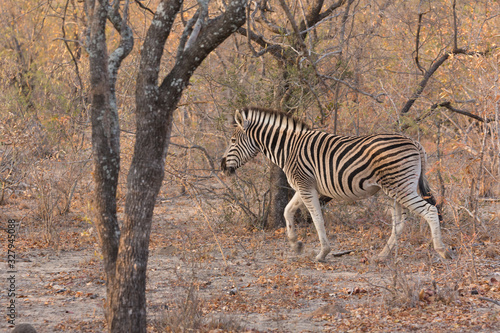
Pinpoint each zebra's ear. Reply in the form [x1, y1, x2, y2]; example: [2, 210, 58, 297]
[235, 110, 249, 130]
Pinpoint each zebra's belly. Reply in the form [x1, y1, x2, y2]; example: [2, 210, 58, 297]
[318, 184, 381, 203]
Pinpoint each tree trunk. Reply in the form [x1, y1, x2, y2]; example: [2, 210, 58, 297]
[87, 0, 131, 325]
[106, 2, 182, 326]
[265, 66, 294, 229]
[266, 164, 289, 228]
[108, 108, 169, 329]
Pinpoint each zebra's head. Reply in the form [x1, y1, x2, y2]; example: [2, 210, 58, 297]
[221, 110, 259, 175]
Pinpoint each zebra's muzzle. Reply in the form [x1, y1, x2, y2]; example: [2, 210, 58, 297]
[220, 157, 236, 175]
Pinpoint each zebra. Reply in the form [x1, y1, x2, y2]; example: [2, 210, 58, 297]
[221, 107, 452, 262]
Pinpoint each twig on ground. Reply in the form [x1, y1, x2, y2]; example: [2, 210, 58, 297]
[479, 296, 500, 306]
[479, 297, 500, 306]
[332, 249, 366, 257]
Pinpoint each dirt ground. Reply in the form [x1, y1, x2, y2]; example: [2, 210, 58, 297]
[1, 193, 499, 332]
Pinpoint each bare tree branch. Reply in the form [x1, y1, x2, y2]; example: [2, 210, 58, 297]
[414, 11, 425, 74]
[134, 0, 155, 16]
[402, 1, 496, 115]
[237, 27, 288, 62]
[107, 0, 134, 92]
[317, 0, 347, 22]
[254, 1, 288, 35]
[479, 297, 500, 306]
[177, 9, 199, 57]
[401, 47, 495, 114]
[297, 0, 324, 36]
[452, 0, 458, 51]
[277, 0, 307, 53]
[434, 101, 494, 123]
[401, 51, 450, 114]
[320, 74, 386, 103]
[400, 100, 493, 132]
[184, 0, 208, 51]
[61, 0, 84, 99]
[245, 3, 264, 57]
[300, 13, 344, 38]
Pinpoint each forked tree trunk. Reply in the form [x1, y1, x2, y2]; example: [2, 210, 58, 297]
[87, 0, 247, 332]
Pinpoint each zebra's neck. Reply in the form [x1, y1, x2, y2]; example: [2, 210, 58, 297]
[246, 109, 309, 169]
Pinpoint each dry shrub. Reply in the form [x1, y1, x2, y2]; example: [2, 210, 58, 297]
[384, 264, 422, 309]
[218, 161, 271, 230]
[31, 153, 90, 244]
[153, 285, 202, 333]
[0, 144, 28, 205]
[204, 315, 244, 332]
[152, 285, 243, 333]
[383, 260, 460, 310]
[433, 280, 459, 305]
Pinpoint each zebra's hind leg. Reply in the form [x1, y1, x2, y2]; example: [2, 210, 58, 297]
[284, 192, 305, 254]
[376, 202, 407, 261]
[399, 191, 452, 259]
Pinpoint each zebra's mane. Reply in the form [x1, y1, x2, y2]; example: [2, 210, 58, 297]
[241, 107, 311, 130]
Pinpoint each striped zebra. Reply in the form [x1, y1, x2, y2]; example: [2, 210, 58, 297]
[221, 107, 451, 262]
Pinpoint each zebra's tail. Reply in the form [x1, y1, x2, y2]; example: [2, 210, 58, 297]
[415, 141, 443, 222]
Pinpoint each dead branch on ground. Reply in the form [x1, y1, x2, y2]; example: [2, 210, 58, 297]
[479, 297, 500, 306]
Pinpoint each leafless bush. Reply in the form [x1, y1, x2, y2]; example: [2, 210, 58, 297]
[152, 284, 243, 333]
[217, 163, 271, 230]
[162, 104, 273, 230]
[384, 263, 422, 309]
[31, 154, 90, 243]
[0, 144, 28, 205]
[204, 315, 244, 332]
[380, 258, 461, 310]
[153, 285, 202, 333]
[33, 167, 60, 242]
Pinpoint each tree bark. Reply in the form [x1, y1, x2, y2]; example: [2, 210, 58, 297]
[266, 164, 289, 228]
[87, 0, 133, 325]
[106, 2, 183, 329]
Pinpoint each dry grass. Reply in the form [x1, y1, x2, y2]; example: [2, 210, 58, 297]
[151, 284, 244, 333]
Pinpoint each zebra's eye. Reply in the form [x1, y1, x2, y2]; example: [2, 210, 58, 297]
[230, 138, 237, 144]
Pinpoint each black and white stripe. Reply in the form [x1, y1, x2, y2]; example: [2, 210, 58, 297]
[221, 107, 451, 261]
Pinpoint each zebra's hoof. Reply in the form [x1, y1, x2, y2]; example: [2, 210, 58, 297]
[436, 247, 453, 260]
[315, 248, 331, 262]
[315, 255, 327, 263]
[372, 254, 389, 263]
[292, 241, 304, 254]
[374, 249, 390, 263]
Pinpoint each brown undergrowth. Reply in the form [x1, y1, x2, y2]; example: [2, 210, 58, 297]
[1, 178, 498, 332]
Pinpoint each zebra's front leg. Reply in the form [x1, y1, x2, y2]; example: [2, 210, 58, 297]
[284, 192, 304, 254]
[300, 189, 331, 262]
[377, 202, 407, 261]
